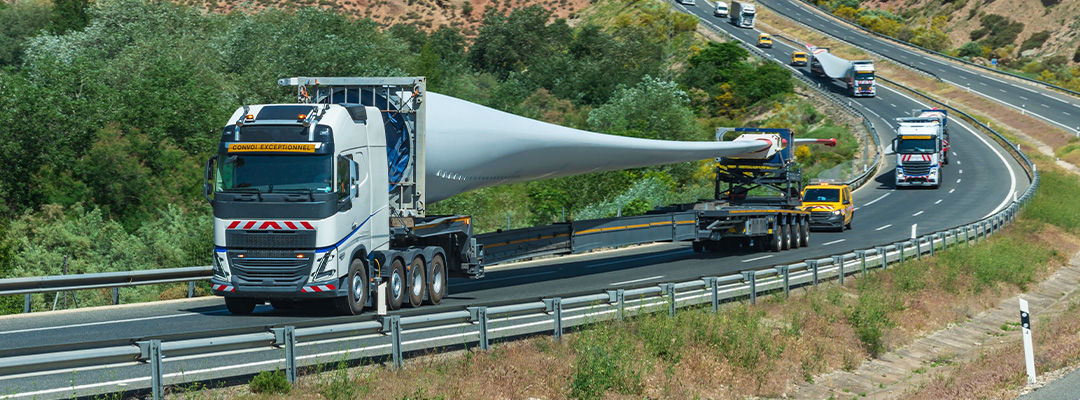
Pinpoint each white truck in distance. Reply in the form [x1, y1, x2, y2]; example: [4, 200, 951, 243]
[730, 1, 755, 28]
[892, 109, 950, 188]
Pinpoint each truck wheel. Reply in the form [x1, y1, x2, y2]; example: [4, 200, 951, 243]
[845, 216, 853, 230]
[407, 255, 427, 308]
[386, 258, 406, 310]
[225, 297, 257, 315]
[786, 220, 794, 248]
[335, 258, 368, 315]
[799, 218, 810, 247]
[426, 254, 448, 305]
[790, 221, 802, 249]
[770, 224, 783, 252]
[692, 240, 705, 253]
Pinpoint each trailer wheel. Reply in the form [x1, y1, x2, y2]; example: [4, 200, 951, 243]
[407, 255, 427, 308]
[799, 218, 810, 247]
[426, 254, 448, 305]
[386, 258, 406, 310]
[692, 240, 705, 253]
[770, 224, 783, 252]
[225, 297, 257, 315]
[790, 221, 802, 249]
[334, 258, 368, 315]
[786, 220, 794, 248]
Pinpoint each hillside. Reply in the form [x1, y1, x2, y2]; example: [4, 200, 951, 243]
[178, 0, 593, 34]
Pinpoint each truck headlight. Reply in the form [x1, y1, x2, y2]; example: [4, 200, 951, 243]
[311, 250, 336, 282]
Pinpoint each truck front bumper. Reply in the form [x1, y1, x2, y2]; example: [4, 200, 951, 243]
[210, 278, 346, 299]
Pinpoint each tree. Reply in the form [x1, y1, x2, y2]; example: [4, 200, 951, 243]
[468, 6, 571, 78]
[0, 0, 52, 65]
[50, 0, 88, 33]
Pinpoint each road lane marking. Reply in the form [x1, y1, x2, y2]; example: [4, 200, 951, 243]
[863, 192, 891, 206]
[875, 224, 892, 231]
[822, 239, 846, 246]
[913, 211, 924, 216]
[999, 89, 1007, 93]
[959, 169, 963, 174]
[949, 188, 956, 193]
[0, 311, 230, 335]
[1065, 111, 1072, 115]
[890, 103, 898, 108]
[957, 178, 962, 183]
[610, 275, 664, 286]
[1041, 104, 1049, 108]
[741, 255, 774, 263]
[1020, 96, 1028, 100]
[934, 199, 943, 204]
[475, 270, 558, 283]
[956, 160, 961, 164]
[979, 81, 988, 86]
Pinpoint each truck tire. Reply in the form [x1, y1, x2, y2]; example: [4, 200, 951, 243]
[790, 220, 802, 249]
[225, 297, 257, 315]
[845, 215, 853, 230]
[770, 224, 783, 252]
[334, 258, 368, 315]
[799, 218, 810, 247]
[692, 240, 705, 253]
[407, 255, 427, 308]
[786, 218, 794, 249]
[386, 258, 406, 310]
[426, 254, 447, 305]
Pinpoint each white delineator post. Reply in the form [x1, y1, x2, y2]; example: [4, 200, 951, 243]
[1020, 297, 1036, 384]
[377, 282, 388, 316]
[911, 224, 917, 240]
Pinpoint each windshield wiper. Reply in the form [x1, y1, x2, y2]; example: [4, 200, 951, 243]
[221, 187, 263, 201]
[276, 188, 316, 202]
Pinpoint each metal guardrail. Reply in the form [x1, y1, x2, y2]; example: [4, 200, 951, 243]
[788, 0, 1080, 99]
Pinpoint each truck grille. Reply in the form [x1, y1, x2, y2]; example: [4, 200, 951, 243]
[901, 161, 932, 176]
[229, 250, 314, 287]
[226, 230, 316, 249]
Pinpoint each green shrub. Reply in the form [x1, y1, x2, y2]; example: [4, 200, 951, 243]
[570, 325, 645, 400]
[1020, 31, 1051, 52]
[1022, 170, 1080, 233]
[850, 280, 895, 357]
[957, 41, 984, 58]
[249, 370, 290, 394]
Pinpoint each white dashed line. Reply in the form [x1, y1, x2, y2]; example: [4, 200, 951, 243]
[957, 178, 962, 183]
[822, 239, 846, 246]
[953, 152, 958, 156]
[1019, 96, 1028, 100]
[979, 81, 988, 86]
[1065, 111, 1072, 116]
[741, 255, 774, 263]
[610, 275, 664, 286]
[863, 192, 891, 206]
[959, 169, 963, 174]
[999, 89, 1007, 93]
[1041, 104, 1049, 108]
[890, 103, 898, 108]
[934, 199, 943, 204]
[956, 160, 961, 164]
[912, 211, 924, 217]
[875, 224, 892, 231]
[949, 188, 956, 194]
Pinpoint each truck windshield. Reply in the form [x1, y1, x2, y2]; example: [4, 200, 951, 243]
[855, 72, 874, 80]
[803, 188, 839, 202]
[895, 139, 936, 154]
[217, 154, 333, 193]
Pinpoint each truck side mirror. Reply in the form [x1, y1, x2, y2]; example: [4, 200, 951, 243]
[886, 138, 897, 155]
[203, 156, 217, 203]
[349, 159, 359, 199]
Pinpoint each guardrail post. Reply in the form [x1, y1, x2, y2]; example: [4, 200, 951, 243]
[807, 260, 819, 286]
[381, 315, 402, 369]
[833, 256, 844, 285]
[855, 251, 867, 276]
[877, 247, 888, 270]
[544, 298, 563, 340]
[704, 277, 719, 311]
[929, 234, 936, 256]
[740, 272, 756, 305]
[775, 266, 790, 298]
[468, 306, 489, 351]
[659, 283, 676, 317]
[138, 340, 163, 400]
[965, 226, 972, 246]
[897, 242, 906, 262]
[617, 289, 625, 320]
[272, 326, 297, 382]
[112, 287, 120, 305]
[187, 281, 195, 298]
[23, 294, 30, 313]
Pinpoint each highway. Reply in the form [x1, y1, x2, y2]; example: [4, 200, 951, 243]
[759, 0, 1080, 135]
[0, 4, 1034, 398]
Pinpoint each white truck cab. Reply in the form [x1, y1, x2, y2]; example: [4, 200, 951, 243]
[715, 1, 729, 17]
